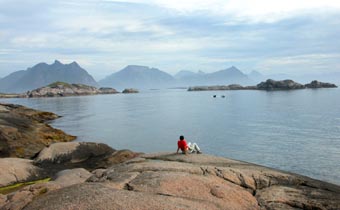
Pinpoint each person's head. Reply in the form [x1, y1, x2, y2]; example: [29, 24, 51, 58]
[179, 135, 184, 140]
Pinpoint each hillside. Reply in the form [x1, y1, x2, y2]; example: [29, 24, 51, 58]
[0, 60, 98, 93]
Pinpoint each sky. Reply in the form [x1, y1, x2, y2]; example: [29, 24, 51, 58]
[0, 0, 340, 80]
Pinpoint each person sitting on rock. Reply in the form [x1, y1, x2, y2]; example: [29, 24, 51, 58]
[177, 135, 202, 154]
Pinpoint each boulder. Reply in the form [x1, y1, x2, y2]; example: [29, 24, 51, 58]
[34, 142, 116, 174]
[305, 80, 337, 88]
[0, 103, 75, 158]
[0, 158, 44, 187]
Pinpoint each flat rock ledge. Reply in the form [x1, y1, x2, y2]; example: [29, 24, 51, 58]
[2, 152, 336, 210]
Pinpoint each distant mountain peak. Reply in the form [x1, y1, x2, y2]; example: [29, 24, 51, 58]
[70, 61, 80, 67]
[99, 65, 174, 90]
[126, 64, 148, 68]
[227, 66, 240, 71]
[0, 60, 98, 93]
[53, 60, 63, 65]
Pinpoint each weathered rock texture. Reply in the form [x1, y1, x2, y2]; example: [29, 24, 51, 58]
[257, 79, 305, 90]
[19, 152, 340, 210]
[26, 82, 119, 97]
[0, 103, 75, 158]
[0, 143, 139, 210]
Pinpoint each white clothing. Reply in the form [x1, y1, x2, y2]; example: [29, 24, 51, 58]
[187, 142, 201, 153]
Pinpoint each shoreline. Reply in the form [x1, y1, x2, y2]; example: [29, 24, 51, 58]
[1, 103, 340, 209]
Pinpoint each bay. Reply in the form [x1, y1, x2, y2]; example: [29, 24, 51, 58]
[2, 88, 340, 185]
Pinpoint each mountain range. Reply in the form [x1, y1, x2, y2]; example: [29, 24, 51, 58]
[0, 61, 268, 92]
[1, 60, 338, 93]
[174, 66, 253, 86]
[98, 65, 258, 90]
[0, 60, 97, 93]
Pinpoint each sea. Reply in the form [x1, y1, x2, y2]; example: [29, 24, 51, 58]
[2, 88, 340, 185]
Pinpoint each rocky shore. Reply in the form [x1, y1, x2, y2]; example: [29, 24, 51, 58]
[0, 103, 75, 158]
[0, 104, 340, 210]
[188, 79, 338, 91]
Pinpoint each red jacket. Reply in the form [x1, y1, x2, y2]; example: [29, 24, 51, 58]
[178, 139, 188, 151]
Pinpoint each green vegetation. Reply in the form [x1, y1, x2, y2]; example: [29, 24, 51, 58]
[0, 178, 51, 195]
[48, 81, 72, 88]
[47, 81, 94, 89]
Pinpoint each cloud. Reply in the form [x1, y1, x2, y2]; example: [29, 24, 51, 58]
[147, 0, 340, 23]
[257, 54, 340, 75]
[0, 0, 339, 79]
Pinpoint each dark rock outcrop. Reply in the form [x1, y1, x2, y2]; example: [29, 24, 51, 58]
[305, 80, 338, 88]
[122, 88, 139, 93]
[257, 79, 305, 90]
[0, 103, 76, 158]
[26, 82, 119, 98]
[98, 87, 119, 94]
[34, 142, 116, 174]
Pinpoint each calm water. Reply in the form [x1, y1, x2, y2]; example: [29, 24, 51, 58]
[2, 89, 340, 185]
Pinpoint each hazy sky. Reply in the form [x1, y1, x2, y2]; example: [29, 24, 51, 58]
[1, 0, 340, 80]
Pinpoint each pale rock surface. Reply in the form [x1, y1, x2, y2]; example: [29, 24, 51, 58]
[0, 158, 42, 187]
[53, 168, 92, 187]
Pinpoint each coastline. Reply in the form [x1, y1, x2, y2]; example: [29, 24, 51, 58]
[0, 104, 340, 209]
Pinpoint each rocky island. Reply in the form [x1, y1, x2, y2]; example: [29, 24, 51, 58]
[122, 88, 139, 93]
[26, 82, 119, 97]
[0, 82, 133, 98]
[188, 79, 338, 91]
[0, 104, 340, 210]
